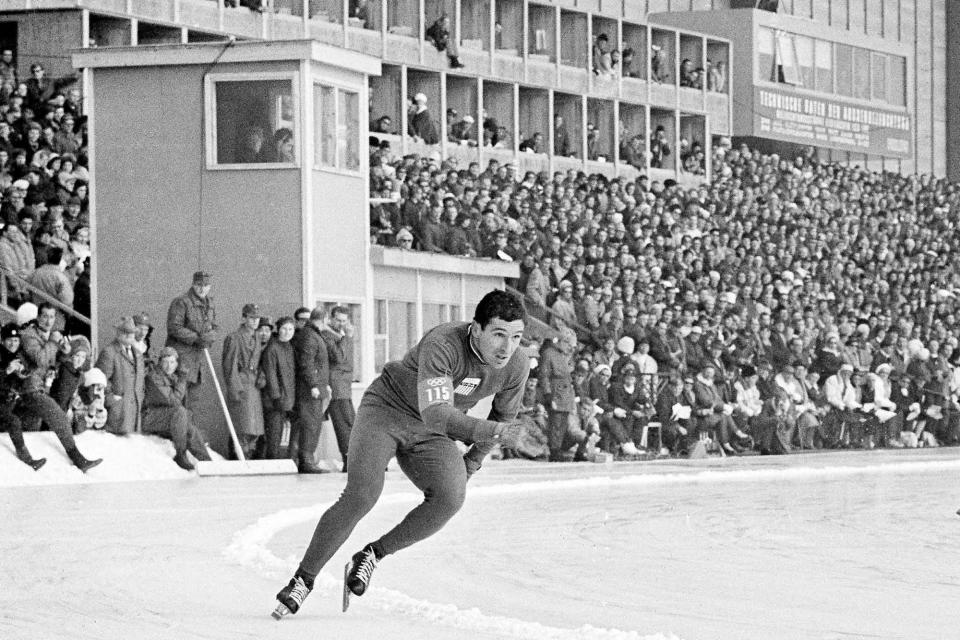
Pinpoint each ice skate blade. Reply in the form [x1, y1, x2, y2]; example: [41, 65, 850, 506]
[342, 562, 352, 612]
[272, 602, 291, 620]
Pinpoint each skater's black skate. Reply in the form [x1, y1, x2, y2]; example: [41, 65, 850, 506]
[342, 544, 379, 611]
[272, 575, 312, 620]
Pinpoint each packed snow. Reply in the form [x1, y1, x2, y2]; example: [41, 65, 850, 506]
[2, 433, 959, 640]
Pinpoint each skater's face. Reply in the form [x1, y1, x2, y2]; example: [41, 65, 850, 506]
[472, 316, 524, 369]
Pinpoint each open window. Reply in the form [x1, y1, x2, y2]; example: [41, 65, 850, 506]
[774, 31, 801, 85]
[207, 74, 298, 169]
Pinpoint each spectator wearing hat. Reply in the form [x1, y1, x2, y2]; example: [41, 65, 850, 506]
[96, 316, 145, 436]
[15, 302, 102, 471]
[132, 312, 153, 359]
[256, 316, 274, 347]
[165, 270, 218, 411]
[408, 93, 439, 145]
[321, 305, 356, 472]
[260, 316, 297, 460]
[756, 385, 797, 455]
[290, 306, 331, 473]
[73, 367, 108, 433]
[733, 364, 763, 433]
[538, 327, 578, 461]
[683, 325, 708, 373]
[143, 347, 212, 471]
[222, 303, 266, 459]
[395, 226, 415, 250]
[416, 203, 445, 253]
[0, 321, 46, 470]
[448, 114, 475, 145]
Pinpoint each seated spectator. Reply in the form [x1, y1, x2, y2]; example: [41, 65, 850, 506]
[234, 124, 265, 163]
[28, 247, 73, 313]
[96, 316, 145, 436]
[142, 346, 212, 470]
[756, 386, 796, 455]
[693, 363, 749, 454]
[823, 364, 867, 448]
[49, 335, 89, 411]
[370, 115, 394, 134]
[656, 374, 695, 454]
[448, 115, 476, 145]
[599, 364, 649, 455]
[621, 47, 639, 78]
[17, 301, 102, 470]
[0, 321, 46, 469]
[258, 128, 295, 163]
[519, 132, 545, 154]
[865, 363, 906, 448]
[425, 14, 464, 68]
[501, 375, 549, 460]
[679, 58, 698, 88]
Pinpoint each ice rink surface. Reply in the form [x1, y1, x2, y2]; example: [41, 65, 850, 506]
[2, 447, 960, 640]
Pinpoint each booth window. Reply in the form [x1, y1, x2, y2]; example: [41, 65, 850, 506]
[774, 31, 801, 85]
[210, 77, 297, 167]
[315, 83, 360, 172]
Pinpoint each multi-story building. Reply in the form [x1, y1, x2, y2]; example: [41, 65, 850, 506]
[0, 1, 954, 176]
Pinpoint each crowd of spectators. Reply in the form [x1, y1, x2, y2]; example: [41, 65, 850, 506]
[0, 53, 90, 330]
[3, 269, 358, 474]
[370, 139, 960, 459]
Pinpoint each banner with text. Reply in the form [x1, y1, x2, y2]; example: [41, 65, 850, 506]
[753, 87, 911, 157]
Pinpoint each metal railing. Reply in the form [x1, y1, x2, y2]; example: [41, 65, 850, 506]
[0, 265, 91, 327]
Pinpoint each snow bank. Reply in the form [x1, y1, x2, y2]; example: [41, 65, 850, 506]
[0, 430, 202, 486]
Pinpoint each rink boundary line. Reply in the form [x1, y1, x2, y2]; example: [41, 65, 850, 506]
[224, 457, 958, 640]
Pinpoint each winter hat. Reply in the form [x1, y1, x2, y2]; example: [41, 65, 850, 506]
[740, 364, 757, 378]
[616, 336, 635, 354]
[16, 302, 38, 326]
[83, 367, 107, 387]
[69, 336, 91, 355]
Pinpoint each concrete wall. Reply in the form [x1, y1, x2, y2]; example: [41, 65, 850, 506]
[91, 60, 304, 451]
[2, 10, 83, 89]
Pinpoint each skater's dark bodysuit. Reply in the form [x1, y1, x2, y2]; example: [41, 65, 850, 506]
[295, 295, 529, 585]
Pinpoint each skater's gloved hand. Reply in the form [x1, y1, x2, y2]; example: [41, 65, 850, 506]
[463, 455, 482, 478]
[493, 420, 526, 450]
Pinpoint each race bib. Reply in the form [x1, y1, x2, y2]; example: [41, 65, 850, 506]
[419, 375, 454, 407]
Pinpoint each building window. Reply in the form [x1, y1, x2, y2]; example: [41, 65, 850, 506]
[889, 55, 906, 107]
[757, 27, 775, 82]
[834, 44, 853, 97]
[208, 76, 297, 167]
[852, 47, 871, 100]
[314, 83, 360, 172]
[794, 36, 814, 90]
[774, 31, 802, 85]
[814, 39, 833, 94]
[871, 52, 887, 102]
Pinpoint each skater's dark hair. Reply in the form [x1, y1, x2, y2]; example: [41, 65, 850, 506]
[474, 289, 526, 328]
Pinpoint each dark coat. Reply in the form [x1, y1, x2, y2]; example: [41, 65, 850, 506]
[409, 109, 440, 145]
[260, 336, 296, 412]
[320, 327, 354, 400]
[292, 324, 330, 402]
[165, 289, 218, 384]
[221, 324, 264, 437]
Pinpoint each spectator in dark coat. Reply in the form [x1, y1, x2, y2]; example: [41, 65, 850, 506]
[142, 347, 212, 471]
[291, 306, 330, 473]
[222, 303, 265, 458]
[538, 327, 577, 461]
[165, 271, 218, 411]
[408, 94, 439, 145]
[260, 317, 297, 460]
[96, 316, 146, 435]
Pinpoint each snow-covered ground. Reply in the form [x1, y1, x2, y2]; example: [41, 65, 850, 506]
[2, 433, 959, 640]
